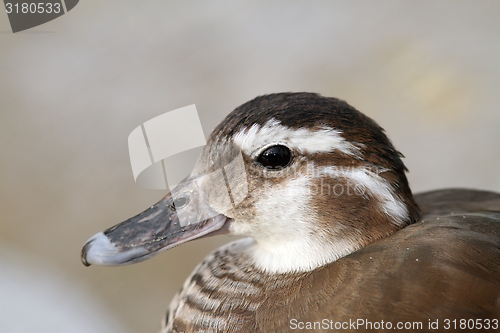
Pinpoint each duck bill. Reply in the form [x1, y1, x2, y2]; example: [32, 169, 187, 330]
[81, 177, 232, 266]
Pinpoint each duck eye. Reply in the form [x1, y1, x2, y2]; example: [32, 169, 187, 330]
[257, 145, 292, 169]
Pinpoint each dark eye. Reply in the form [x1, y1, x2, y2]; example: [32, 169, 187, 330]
[170, 196, 189, 210]
[257, 145, 292, 169]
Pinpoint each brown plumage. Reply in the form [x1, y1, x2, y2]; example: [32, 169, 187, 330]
[81, 93, 500, 333]
[164, 189, 500, 332]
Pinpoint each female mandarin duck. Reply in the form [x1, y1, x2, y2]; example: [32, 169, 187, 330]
[82, 93, 500, 332]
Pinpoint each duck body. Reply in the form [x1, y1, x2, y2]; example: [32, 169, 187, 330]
[164, 189, 500, 333]
[81, 93, 500, 333]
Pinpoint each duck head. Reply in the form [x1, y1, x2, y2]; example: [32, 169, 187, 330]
[81, 93, 420, 273]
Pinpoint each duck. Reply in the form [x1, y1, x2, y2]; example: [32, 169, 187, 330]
[81, 92, 500, 333]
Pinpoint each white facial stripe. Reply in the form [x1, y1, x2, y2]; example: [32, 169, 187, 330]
[233, 118, 362, 157]
[318, 166, 409, 224]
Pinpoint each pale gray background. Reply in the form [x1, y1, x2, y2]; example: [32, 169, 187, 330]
[1, 1, 499, 332]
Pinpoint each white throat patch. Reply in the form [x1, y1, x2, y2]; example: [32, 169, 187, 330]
[230, 164, 408, 274]
[231, 174, 357, 274]
[229, 169, 370, 274]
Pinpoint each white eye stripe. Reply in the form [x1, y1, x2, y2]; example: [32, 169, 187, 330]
[233, 118, 362, 158]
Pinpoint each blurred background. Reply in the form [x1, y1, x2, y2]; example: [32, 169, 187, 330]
[1, 1, 499, 332]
